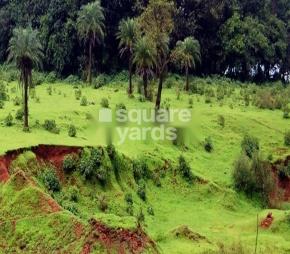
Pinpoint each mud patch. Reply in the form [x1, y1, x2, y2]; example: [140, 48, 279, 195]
[81, 219, 158, 254]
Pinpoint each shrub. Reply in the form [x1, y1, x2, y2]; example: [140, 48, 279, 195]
[100, 98, 109, 108]
[233, 154, 255, 194]
[93, 74, 107, 89]
[160, 98, 171, 110]
[47, 86, 53, 95]
[126, 204, 134, 216]
[80, 96, 88, 106]
[285, 131, 290, 146]
[116, 103, 127, 111]
[13, 96, 22, 106]
[137, 209, 145, 223]
[188, 97, 193, 108]
[133, 159, 150, 181]
[204, 96, 211, 104]
[45, 72, 57, 83]
[0, 82, 7, 101]
[125, 193, 133, 205]
[68, 124, 77, 137]
[139, 95, 146, 102]
[67, 186, 79, 202]
[0, 100, 4, 109]
[78, 147, 110, 183]
[217, 115, 225, 128]
[164, 76, 177, 88]
[43, 120, 60, 134]
[97, 194, 108, 211]
[147, 206, 154, 216]
[39, 168, 60, 192]
[65, 75, 80, 84]
[204, 137, 213, 152]
[178, 155, 193, 181]
[63, 154, 78, 173]
[283, 106, 290, 119]
[241, 134, 259, 158]
[75, 89, 82, 100]
[4, 113, 13, 126]
[233, 153, 274, 205]
[137, 180, 146, 201]
[15, 108, 24, 121]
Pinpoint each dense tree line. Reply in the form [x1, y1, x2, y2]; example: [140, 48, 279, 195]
[0, 0, 289, 82]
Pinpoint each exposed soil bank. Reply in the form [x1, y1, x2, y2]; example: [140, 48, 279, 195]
[0, 144, 82, 182]
[272, 155, 290, 201]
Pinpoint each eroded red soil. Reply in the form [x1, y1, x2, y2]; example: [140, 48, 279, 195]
[0, 145, 81, 182]
[260, 212, 274, 229]
[81, 219, 158, 254]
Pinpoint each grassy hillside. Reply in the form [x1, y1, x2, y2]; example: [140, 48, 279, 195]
[0, 76, 290, 253]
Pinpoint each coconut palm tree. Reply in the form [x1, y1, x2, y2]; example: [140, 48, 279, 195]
[117, 18, 138, 95]
[7, 26, 43, 131]
[172, 37, 200, 91]
[77, 1, 105, 84]
[133, 37, 156, 99]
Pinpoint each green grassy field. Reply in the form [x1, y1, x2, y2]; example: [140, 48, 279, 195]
[0, 78, 290, 253]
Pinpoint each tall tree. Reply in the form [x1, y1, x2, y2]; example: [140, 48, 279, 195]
[133, 37, 156, 99]
[77, 1, 105, 84]
[7, 26, 43, 130]
[172, 37, 201, 91]
[138, 0, 175, 109]
[117, 18, 138, 95]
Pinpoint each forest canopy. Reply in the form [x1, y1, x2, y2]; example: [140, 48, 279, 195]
[0, 0, 289, 82]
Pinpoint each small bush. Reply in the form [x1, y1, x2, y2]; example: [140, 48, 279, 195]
[39, 168, 60, 192]
[68, 124, 77, 137]
[0, 82, 7, 101]
[285, 131, 290, 146]
[126, 204, 134, 216]
[204, 137, 213, 152]
[13, 96, 22, 106]
[137, 209, 145, 224]
[63, 154, 78, 173]
[0, 100, 4, 109]
[116, 103, 127, 111]
[80, 96, 88, 106]
[188, 97, 193, 108]
[97, 194, 108, 211]
[93, 74, 107, 89]
[241, 134, 259, 158]
[45, 72, 57, 83]
[43, 120, 60, 134]
[67, 186, 79, 202]
[100, 98, 109, 108]
[15, 108, 24, 121]
[4, 113, 13, 126]
[47, 86, 52, 95]
[125, 193, 133, 205]
[137, 180, 146, 201]
[178, 155, 193, 181]
[133, 159, 150, 181]
[147, 206, 154, 216]
[65, 75, 80, 84]
[75, 89, 82, 100]
[139, 95, 146, 102]
[233, 154, 255, 194]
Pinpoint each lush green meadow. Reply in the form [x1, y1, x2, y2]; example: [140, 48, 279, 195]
[0, 76, 290, 253]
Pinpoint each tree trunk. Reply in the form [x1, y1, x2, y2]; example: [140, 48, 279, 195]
[143, 74, 148, 99]
[23, 69, 29, 130]
[87, 41, 92, 84]
[155, 72, 164, 110]
[128, 55, 133, 95]
[185, 66, 189, 91]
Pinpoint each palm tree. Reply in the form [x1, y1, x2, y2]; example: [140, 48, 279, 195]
[7, 26, 43, 131]
[172, 37, 200, 91]
[133, 37, 156, 99]
[77, 1, 105, 84]
[117, 18, 138, 95]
